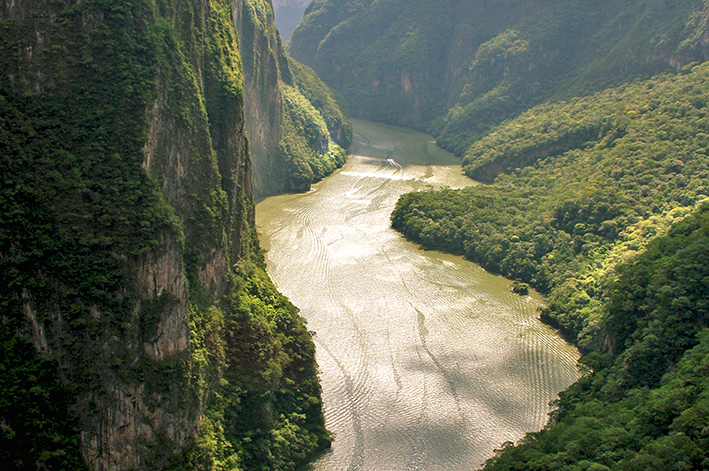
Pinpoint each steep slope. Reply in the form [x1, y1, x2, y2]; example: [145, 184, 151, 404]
[235, 0, 350, 197]
[290, 0, 709, 154]
[0, 0, 326, 469]
[482, 204, 709, 471]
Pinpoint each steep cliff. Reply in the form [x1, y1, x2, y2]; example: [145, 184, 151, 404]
[0, 0, 326, 469]
[290, 0, 709, 155]
[235, 0, 351, 197]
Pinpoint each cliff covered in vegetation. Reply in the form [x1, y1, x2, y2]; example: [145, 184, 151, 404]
[0, 0, 327, 469]
[482, 204, 709, 471]
[290, 0, 709, 155]
[236, 0, 350, 197]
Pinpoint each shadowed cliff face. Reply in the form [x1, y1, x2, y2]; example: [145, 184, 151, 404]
[234, 0, 289, 196]
[0, 0, 250, 468]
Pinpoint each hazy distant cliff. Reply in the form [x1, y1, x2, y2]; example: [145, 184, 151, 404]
[236, 0, 350, 197]
[0, 0, 327, 469]
[273, 0, 309, 41]
[290, 0, 709, 154]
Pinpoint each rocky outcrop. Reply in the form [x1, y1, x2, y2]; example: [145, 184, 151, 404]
[235, 0, 351, 197]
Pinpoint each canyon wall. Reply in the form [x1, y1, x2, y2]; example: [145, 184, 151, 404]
[0, 0, 326, 469]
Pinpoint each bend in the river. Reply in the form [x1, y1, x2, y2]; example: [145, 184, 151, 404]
[256, 119, 580, 471]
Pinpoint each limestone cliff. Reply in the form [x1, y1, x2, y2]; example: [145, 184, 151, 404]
[0, 0, 326, 469]
[235, 0, 351, 197]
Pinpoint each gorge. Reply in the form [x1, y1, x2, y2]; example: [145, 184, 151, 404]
[256, 119, 580, 470]
[3, 0, 709, 470]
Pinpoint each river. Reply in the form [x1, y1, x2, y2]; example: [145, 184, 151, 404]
[256, 119, 580, 471]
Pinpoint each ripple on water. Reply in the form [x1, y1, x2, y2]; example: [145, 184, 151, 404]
[256, 119, 579, 471]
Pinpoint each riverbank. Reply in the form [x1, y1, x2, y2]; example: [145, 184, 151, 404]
[256, 119, 579, 470]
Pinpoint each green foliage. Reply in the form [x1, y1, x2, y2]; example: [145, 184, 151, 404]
[291, 0, 455, 126]
[279, 84, 347, 187]
[288, 57, 352, 148]
[290, 0, 709, 153]
[1, 0, 326, 468]
[0, 0, 197, 463]
[224, 266, 329, 470]
[174, 265, 329, 471]
[0, 330, 86, 471]
[238, 0, 349, 195]
[482, 206, 709, 471]
[392, 65, 709, 349]
[511, 281, 529, 296]
[278, 53, 350, 190]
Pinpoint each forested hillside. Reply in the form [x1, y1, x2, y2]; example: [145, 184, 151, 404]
[290, 0, 709, 155]
[0, 0, 327, 469]
[389, 37, 709, 471]
[482, 204, 709, 471]
[392, 66, 709, 351]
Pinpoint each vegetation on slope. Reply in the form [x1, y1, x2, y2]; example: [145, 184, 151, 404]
[278, 82, 347, 187]
[481, 204, 709, 471]
[238, 0, 350, 196]
[388, 61, 709, 470]
[289, 0, 709, 156]
[277, 56, 350, 189]
[392, 65, 709, 350]
[0, 0, 327, 469]
[168, 264, 329, 471]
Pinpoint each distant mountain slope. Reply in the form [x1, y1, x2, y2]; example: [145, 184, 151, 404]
[290, 0, 709, 155]
[273, 0, 310, 41]
[236, 0, 351, 197]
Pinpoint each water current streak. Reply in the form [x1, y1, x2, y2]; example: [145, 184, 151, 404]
[256, 119, 580, 471]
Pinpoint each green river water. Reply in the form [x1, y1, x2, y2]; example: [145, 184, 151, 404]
[256, 119, 580, 470]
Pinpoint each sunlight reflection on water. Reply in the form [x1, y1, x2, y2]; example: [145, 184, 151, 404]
[256, 119, 579, 471]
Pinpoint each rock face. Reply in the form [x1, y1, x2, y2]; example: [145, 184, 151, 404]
[0, 0, 322, 469]
[234, 0, 289, 196]
[235, 0, 351, 197]
[289, 0, 709, 153]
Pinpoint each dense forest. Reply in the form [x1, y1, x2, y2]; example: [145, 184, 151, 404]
[290, 0, 709, 156]
[482, 204, 709, 471]
[392, 65, 709, 351]
[0, 0, 329, 469]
